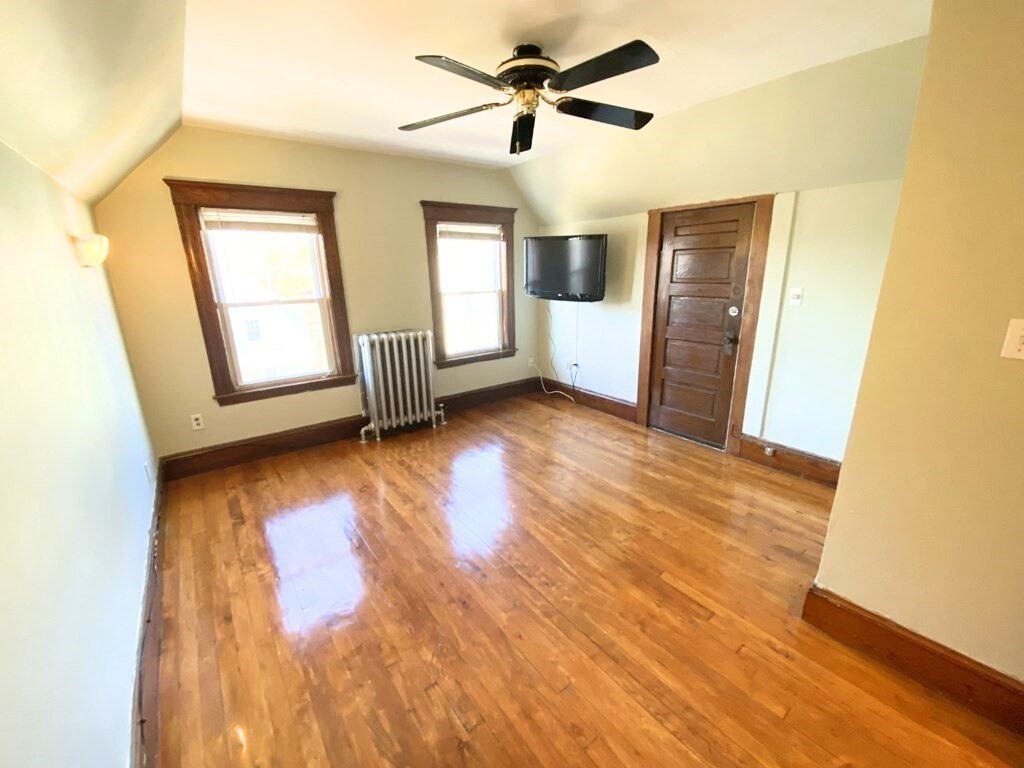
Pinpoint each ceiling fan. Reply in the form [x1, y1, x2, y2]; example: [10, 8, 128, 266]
[399, 40, 659, 155]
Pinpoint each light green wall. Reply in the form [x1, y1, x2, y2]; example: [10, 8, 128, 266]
[511, 39, 925, 225]
[816, 0, 1024, 679]
[0, 141, 155, 767]
[96, 126, 540, 456]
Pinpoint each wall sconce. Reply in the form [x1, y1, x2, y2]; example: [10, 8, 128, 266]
[71, 234, 110, 267]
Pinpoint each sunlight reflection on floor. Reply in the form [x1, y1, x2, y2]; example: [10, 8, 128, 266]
[445, 443, 511, 559]
[264, 495, 364, 636]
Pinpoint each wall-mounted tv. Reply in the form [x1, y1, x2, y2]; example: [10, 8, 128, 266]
[524, 234, 607, 302]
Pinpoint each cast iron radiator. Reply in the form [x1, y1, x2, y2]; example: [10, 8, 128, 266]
[356, 330, 445, 442]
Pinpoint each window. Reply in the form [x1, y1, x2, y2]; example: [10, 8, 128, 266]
[421, 201, 517, 367]
[166, 180, 354, 404]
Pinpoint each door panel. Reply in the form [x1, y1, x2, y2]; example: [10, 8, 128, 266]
[661, 381, 717, 419]
[648, 203, 755, 447]
[664, 339, 721, 373]
[667, 296, 727, 328]
[672, 249, 734, 281]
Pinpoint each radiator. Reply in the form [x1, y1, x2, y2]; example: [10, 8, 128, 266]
[355, 330, 446, 442]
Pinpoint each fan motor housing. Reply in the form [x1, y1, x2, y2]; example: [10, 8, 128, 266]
[496, 43, 559, 89]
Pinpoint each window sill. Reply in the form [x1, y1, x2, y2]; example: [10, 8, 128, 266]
[214, 372, 357, 405]
[435, 348, 517, 369]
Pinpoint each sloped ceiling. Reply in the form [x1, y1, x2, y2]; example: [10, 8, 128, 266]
[182, 0, 932, 168]
[0, 0, 185, 202]
[0, 0, 932, 202]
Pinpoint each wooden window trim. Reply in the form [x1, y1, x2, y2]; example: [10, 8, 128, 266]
[165, 179, 356, 405]
[421, 200, 517, 368]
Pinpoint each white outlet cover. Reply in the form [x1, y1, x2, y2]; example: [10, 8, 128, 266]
[1000, 318, 1024, 360]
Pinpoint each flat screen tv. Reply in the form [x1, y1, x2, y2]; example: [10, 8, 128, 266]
[524, 234, 607, 302]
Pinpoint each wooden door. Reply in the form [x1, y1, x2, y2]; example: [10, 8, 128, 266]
[647, 203, 755, 447]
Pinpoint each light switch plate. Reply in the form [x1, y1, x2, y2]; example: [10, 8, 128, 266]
[1000, 319, 1024, 360]
[787, 287, 804, 306]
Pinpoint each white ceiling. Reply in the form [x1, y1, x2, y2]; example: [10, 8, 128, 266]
[183, 0, 932, 167]
[0, 0, 185, 201]
[0, 0, 931, 200]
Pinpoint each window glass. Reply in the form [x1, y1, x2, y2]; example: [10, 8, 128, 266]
[201, 208, 337, 387]
[435, 222, 504, 356]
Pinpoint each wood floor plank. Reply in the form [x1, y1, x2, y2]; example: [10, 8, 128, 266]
[157, 394, 1024, 767]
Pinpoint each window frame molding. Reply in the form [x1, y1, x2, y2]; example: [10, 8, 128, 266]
[165, 179, 356, 405]
[420, 200, 517, 369]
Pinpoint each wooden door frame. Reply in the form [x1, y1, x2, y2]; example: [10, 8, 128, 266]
[636, 194, 775, 455]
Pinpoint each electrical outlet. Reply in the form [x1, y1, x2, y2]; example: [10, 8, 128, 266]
[1000, 319, 1024, 360]
[787, 287, 804, 306]
[528, 357, 535, 367]
[190, 413, 205, 431]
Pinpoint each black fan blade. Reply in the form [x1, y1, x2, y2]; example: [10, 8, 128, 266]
[399, 100, 508, 131]
[510, 113, 536, 154]
[547, 40, 658, 92]
[555, 98, 653, 130]
[416, 55, 509, 91]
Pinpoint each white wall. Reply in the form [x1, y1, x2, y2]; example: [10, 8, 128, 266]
[0, 142, 155, 767]
[816, 0, 1024, 679]
[537, 214, 648, 401]
[95, 126, 540, 456]
[743, 180, 902, 460]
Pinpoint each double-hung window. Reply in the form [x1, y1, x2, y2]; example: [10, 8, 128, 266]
[421, 201, 517, 367]
[166, 180, 354, 404]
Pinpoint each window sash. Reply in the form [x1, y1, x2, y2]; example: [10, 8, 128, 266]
[435, 221, 508, 354]
[420, 201, 516, 367]
[200, 208, 340, 389]
[217, 297, 339, 388]
[201, 220, 329, 305]
[440, 291, 503, 356]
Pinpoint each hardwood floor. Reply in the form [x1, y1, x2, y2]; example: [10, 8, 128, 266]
[156, 394, 1024, 767]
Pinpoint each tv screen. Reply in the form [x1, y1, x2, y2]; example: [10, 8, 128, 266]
[524, 235, 607, 302]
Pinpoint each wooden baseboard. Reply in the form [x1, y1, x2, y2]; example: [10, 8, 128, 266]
[132, 462, 166, 768]
[738, 435, 841, 487]
[162, 377, 545, 480]
[161, 376, 644, 481]
[803, 586, 1024, 734]
[542, 380, 638, 422]
[162, 414, 368, 480]
[437, 377, 540, 413]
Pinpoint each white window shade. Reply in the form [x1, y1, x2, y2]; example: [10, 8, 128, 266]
[200, 209, 320, 233]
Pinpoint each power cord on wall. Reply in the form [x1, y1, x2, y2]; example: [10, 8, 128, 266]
[569, 301, 581, 396]
[532, 301, 576, 403]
